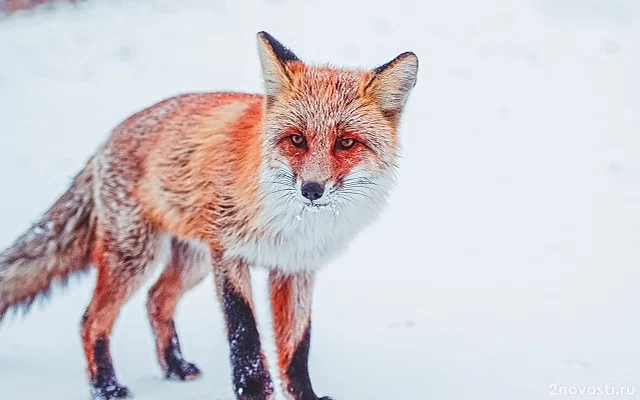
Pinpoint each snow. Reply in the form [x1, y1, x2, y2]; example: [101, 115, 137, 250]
[1, 0, 639, 399]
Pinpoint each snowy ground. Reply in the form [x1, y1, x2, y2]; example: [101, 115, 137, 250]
[1, 0, 639, 399]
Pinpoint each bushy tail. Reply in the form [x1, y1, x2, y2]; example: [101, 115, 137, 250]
[0, 163, 96, 320]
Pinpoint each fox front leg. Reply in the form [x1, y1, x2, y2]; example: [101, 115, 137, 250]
[214, 259, 274, 399]
[270, 271, 332, 400]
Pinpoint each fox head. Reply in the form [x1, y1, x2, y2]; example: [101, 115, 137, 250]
[256, 31, 418, 222]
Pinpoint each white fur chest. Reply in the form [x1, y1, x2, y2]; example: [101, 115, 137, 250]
[225, 202, 375, 273]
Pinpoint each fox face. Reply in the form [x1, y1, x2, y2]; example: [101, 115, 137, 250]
[266, 69, 394, 211]
[258, 33, 418, 213]
[227, 33, 418, 272]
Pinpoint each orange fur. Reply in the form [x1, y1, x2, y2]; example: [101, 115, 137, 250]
[147, 259, 183, 365]
[270, 271, 314, 371]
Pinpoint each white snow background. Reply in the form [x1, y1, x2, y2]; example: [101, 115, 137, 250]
[0, 0, 639, 399]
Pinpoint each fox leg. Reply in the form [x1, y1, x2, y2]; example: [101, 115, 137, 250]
[147, 239, 210, 380]
[81, 226, 166, 400]
[270, 271, 331, 400]
[214, 259, 274, 400]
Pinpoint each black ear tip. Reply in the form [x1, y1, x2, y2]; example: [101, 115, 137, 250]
[257, 31, 271, 41]
[374, 51, 418, 75]
[398, 51, 418, 62]
[257, 31, 300, 63]
[391, 52, 419, 67]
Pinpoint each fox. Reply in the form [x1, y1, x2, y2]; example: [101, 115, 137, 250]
[0, 31, 418, 400]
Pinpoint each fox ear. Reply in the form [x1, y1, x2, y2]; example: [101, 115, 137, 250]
[256, 31, 300, 97]
[369, 52, 419, 116]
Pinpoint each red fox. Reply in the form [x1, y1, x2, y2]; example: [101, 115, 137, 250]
[0, 32, 418, 400]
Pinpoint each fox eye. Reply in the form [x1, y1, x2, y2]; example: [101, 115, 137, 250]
[290, 134, 307, 148]
[336, 138, 356, 150]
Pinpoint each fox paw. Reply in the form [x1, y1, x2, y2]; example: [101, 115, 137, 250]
[91, 384, 133, 400]
[165, 359, 201, 381]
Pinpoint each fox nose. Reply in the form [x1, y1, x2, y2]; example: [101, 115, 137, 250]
[301, 181, 325, 201]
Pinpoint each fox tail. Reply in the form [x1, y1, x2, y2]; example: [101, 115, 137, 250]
[0, 163, 96, 320]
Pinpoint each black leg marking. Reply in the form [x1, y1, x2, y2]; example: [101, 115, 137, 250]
[285, 326, 332, 400]
[90, 337, 132, 400]
[163, 321, 201, 380]
[221, 278, 273, 399]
